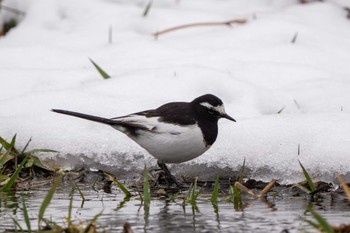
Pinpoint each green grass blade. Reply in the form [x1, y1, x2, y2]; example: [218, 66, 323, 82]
[239, 157, 246, 183]
[309, 209, 334, 233]
[143, 171, 150, 228]
[143, 164, 151, 210]
[22, 195, 31, 233]
[194, 182, 205, 201]
[0, 134, 19, 154]
[11, 217, 23, 232]
[303, 218, 321, 229]
[233, 184, 242, 210]
[105, 172, 132, 197]
[25, 154, 57, 172]
[143, 0, 153, 17]
[116, 196, 131, 211]
[293, 183, 311, 194]
[27, 149, 58, 154]
[190, 177, 198, 204]
[211, 174, 220, 204]
[72, 182, 86, 208]
[67, 187, 74, 229]
[0, 144, 14, 170]
[184, 183, 193, 206]
[298, 160, 316, 192]
[38, 173, 63, 229]
[25, 157, 35, 168]
[0, 135, 17, 169]
[21, 138, 32, 154]
[212, 201, 219, 214]
[89, 58, 110, 79]
[2, 155, 28, 192]
[232, 158, 246, 209]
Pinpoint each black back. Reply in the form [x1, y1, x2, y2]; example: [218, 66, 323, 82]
[134, 102, 196, 125]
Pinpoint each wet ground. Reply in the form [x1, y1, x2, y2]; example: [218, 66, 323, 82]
[1, 173, 350, 233]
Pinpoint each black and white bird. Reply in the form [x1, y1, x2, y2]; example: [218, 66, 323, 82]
[52, 94, 235, 187]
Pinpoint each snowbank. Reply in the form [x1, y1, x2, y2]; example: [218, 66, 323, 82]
[1, 0, 350, 183]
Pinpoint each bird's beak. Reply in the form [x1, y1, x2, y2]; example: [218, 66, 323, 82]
[222, 113, 236, 122]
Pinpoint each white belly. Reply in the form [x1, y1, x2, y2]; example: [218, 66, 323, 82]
[112, 115, 210, 163]
[137, 124, 209, 163]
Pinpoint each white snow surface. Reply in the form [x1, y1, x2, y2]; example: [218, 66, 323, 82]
[1, 0, 350, 184]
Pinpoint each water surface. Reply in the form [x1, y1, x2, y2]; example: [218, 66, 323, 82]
[1, 183, 350, 233]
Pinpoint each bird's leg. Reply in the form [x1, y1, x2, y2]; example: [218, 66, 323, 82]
[157, 161, 182, 188]
[152, 170, 163, 188]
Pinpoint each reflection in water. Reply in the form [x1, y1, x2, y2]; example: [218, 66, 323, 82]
[1, 185, 350, 233]
[0, 191, 19, 215]
[143, 203, 149, 232]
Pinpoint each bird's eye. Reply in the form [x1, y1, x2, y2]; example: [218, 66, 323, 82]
[208, 109, 215, 114]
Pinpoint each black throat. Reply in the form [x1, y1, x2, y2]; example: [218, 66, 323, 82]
[192, 103, 219, 147]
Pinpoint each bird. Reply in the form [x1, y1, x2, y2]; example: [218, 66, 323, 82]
[52, 94, 235, 187]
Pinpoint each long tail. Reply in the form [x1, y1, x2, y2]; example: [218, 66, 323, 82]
[51, 109, 116, 125]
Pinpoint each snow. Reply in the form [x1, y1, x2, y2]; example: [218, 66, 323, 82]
[1, 0, 350, 184]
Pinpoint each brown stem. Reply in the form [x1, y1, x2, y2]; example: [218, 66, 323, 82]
[258, 179, 277, 197]
[153, 18, 247, 39]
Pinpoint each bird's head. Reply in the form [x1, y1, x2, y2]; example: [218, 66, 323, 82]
[191, 94, 236, 122]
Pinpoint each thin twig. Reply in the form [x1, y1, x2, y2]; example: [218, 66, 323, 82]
[336, 174, 350, 202]
[0, 5, 26, 16]
[258, 179, 277, 197]
[234, 181, 256, 197]
[153, 18, 247, 38]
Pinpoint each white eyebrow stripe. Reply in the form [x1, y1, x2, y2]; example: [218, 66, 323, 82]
[200, 102, 213, 108]
[213, 105, 226, 115]
[200, 102, 226, 115]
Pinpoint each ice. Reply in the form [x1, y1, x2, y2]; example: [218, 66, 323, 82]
[1, 0, 350, 184]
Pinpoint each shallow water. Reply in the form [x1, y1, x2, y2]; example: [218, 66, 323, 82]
[1, 183, 350, 233]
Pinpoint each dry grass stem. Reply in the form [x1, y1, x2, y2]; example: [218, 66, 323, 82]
[123, 223, 134, 233]
[336, 174, 350, 201]
[153, 18, 247, 38]
[234, 182, 256, 197]
[258, 179, 277, 197]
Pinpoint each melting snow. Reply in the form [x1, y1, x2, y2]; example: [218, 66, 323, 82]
[1, 0, 350, 183]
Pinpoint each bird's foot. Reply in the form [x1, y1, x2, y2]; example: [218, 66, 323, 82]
[156, 161, 183, 189]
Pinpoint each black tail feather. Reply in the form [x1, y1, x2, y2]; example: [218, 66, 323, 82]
[51, 109, 116, 125]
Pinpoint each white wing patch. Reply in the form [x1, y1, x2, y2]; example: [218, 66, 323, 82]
[113, 114, 160, 131]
